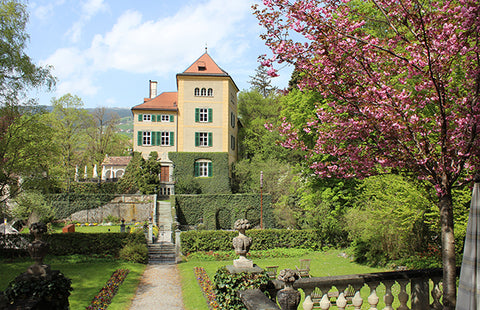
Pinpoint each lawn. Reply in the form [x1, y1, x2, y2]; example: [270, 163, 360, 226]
[178, 249, 391, 310]
[0, 256, 146, 309]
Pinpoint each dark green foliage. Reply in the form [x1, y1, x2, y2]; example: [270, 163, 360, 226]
[119, 242, 148, 263]
[0, 232, 146, 258]
[180, 229, 347, 255]
[69, 182, 118, 194]
[169, 152, 231, 194]
[174, 194, 274, 230]
[46, 193, 117, 219]
[117, 151, 143, 194]
[3, 270, 72, 310]
[214, 266, 270, 310]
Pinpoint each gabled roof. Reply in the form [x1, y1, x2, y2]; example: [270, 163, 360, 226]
[101, 156, 132, 167]
[131, 91, 178, 111]
[181, 52, 229, 76]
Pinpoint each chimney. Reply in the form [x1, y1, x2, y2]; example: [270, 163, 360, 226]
[149, 80, 157, 98]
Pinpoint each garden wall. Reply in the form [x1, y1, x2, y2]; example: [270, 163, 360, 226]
[63, 194, 156, 223]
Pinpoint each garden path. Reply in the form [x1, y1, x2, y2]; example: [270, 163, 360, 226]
[129, 264, 185, 310]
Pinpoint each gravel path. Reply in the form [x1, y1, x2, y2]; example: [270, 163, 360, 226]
[129, 264, 185, 310]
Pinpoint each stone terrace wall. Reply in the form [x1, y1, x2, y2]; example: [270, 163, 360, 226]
[67, 194, 156, 223]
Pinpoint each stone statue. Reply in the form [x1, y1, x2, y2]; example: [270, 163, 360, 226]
[232, 219, 253, 268]
[27, 222, 50, 276]
[277, 269, 301, 310]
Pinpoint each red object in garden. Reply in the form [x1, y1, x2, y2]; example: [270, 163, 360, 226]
[62, 224, 75, 233]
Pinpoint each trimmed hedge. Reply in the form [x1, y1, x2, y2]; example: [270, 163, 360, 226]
[174, 194, 274, 230]
[169, 152, 231, 194]
[0, 232, 146, 258]
[180, 229, 348, 255]
[46, 193, 117, 219]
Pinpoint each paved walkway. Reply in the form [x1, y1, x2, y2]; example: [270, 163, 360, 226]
[129, 264, 185, 310]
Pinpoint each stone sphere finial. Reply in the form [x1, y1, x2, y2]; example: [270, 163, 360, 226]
[234, 219, 251, 231]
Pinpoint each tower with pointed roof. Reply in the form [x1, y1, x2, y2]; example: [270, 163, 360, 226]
[131, 52, 239, 196]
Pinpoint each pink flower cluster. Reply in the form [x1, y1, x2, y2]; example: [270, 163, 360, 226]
[86, 269, 130, 310]
[253, 0, 480, 196]
[194, 267, 219, 309]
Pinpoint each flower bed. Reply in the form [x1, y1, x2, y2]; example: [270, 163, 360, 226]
[194, 267, 219, 309]
[86, 269, 130, 310]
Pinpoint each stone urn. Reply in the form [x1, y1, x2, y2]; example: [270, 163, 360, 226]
[232, 219, 253, 268]
[276, 269, 301, 310]
[27, 222, 50, 276]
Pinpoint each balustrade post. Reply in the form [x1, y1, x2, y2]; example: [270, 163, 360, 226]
[411, 278, 429, 310]
[319, 293, 331, 310]
[430, 277, 442, 310]
[336, 285, 348, 310]
[302, 288, 314, 310]
[351, 284, 363, 310]
[367, 282, 380, 310]
[383, 280, 395, 310]
[397, 280, 409, 310]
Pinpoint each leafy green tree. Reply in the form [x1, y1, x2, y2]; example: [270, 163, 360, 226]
[11, 191, 54, 225]
[136, 152, 161, 195]
[117, 152, 142, 194]
[44, 94, 92, 191]
[346, 174, 437, 266]
[248, 65, 278, 98]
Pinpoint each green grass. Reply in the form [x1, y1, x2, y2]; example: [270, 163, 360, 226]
[178, 249, 390, 310]
[0, 256, 146, 309]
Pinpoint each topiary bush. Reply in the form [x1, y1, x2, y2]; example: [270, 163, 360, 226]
[214, 266, 270, 310]
[119, 243, 148, 263]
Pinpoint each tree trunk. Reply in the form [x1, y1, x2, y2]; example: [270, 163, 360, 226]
[439, 193, 456, 309]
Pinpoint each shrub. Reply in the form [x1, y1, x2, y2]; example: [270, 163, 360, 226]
[119, 243, 148, 263]
[214, 266, 270, 310]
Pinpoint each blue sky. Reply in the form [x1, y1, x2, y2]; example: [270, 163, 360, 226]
[25, 0, 293, 109]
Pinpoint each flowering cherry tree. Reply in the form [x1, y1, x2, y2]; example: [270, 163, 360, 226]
[254, 0, 480, 307]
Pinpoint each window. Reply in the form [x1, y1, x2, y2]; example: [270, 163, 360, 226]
[194, 88, 200, 96]
[231, 112, 235, 128]
[207, 88, 213, 96]
[195, 132, 212, 147]
[143, 131, 151, 145]
[194, 160, 212, 177]
[195, 108, 213, 122]
[194, 87, 214, 97]
[201, 88, 206, 96]
[137, 131, 174, 146]
[161, 114, 171, 122]
[143, 114, 152, 122]
[231, 135, 235, 150]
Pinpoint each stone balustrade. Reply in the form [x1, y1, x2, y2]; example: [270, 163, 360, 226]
[241, 268, 460, 310]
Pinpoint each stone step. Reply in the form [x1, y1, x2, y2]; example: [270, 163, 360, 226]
[147, 242, 176, 264]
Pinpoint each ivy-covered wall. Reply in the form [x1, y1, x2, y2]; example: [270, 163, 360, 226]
[169, 152, 231, 194]
[173, 193, 274, 230]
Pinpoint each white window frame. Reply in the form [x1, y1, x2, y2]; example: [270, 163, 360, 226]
[199, 108, 208, 122]
[161, 132, 170, 146]
[201, 88, 206, 96]
[207, 88, 213, 96]
[199, 162, 209, 177]
[143, 114, 152, 122]
[199, 132, 208, 146]
[143, 131, 151, 146]
[161, 114, 170, 122]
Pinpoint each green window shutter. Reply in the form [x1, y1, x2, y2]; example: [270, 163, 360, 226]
[208, 132, 213, 147]
[170, 115, 174, 122]
[151, 132, 156, 146]
[208, 162, 212, 177]
[157, 115, 162, 122]
[156, 132, 161, 146]
[170, 132, 174, 146]
[208, 108, 213, 123]
[195, 108, 199, 122]
[195, 132, 200, 147]
[137, 131, 142, 146]
[138, 114, 143, 122]
[194, 162, 199, 177]
[152, 115, 156, 122]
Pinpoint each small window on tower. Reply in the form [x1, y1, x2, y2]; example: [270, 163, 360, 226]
[197, 61, 206, 71]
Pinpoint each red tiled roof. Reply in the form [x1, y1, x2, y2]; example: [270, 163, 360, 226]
[182, 52, 228, 76]
[101, 156, 132, 167]
[131, 92, 178, 111]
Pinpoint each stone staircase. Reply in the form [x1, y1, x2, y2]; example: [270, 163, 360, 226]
[148, 241, 176, 264]
[147, 200, 177, 264]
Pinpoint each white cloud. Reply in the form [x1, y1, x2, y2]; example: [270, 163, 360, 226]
[66, 0, 108, 43]
[31, 0, 65, 21]
[43, 0, 258, 98]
